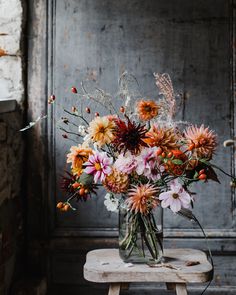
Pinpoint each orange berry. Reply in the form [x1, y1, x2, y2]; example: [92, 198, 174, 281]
[188, 143, 195, 151]
[72, 182, 80, 189]
[199, 169, 205, 175]
[64, 204, 70, 211]
[84, 189, 89, 194]
[120, 106, 125, 113]
[56, 202, 64, 209]
[79, 188, 85, 195]
[156, 147, 163, 156]
[167, 152, 173, 158]
[71, 87, 77, 93]
[161, 152, 166, 158]
[199, 174, 207, 180]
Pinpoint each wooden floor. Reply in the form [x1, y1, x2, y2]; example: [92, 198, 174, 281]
[48, 285, 236, 295]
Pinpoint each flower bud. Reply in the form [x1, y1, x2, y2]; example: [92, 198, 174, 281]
[120, 106, 125, 113]
[71, 87, 77, 93]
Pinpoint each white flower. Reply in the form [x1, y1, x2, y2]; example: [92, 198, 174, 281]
[78, 125, 87, 136]
[159, 180, 191, 213]
[104, 193, 119, 212]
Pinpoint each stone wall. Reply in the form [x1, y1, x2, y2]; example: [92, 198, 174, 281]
[0, 0, 25, 294]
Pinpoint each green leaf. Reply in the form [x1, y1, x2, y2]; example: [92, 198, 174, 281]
[199, 158, 210, 165]
[79, 172, 94, 186]
[193, 171, 199, 179]
[172, 159, 183, 165]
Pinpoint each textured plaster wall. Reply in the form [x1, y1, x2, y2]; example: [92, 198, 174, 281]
[0, 0, 25, 294]
[0, 0, 24, 103]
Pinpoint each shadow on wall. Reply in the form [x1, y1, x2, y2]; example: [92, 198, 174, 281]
[0, 100, 24, 295]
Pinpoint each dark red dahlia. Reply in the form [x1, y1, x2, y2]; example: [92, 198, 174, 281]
[112, 118, 148, 155]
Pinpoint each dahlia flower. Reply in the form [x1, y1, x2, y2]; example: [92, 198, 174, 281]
[103, 168, 129, 194]
[88, 116, 115, 147]
[144, 124, 179, 151]
[136, 147, 164, 181]
[67, 144, 93, 175]
[159, 180, 191, 213]
[114, 152, 137, 174]
[126, 184, 159, 215]
[184, 124, 217, 159]
[113, 118, 148, 155]
[84, 151, 113, 183]
[137, 100, 159, 121]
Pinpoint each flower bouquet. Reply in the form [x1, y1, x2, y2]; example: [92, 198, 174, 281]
[54, 72, 233, 265]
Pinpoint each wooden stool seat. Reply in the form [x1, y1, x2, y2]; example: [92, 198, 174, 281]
[84, 248, 213, 295]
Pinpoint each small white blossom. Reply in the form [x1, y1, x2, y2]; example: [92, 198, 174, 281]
[78, 125, 87, 136]
[104, 193, 119, 212]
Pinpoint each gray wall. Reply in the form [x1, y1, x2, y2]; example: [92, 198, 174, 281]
[27, 0, 236, 294]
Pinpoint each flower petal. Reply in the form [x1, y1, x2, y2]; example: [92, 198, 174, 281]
[159, 191, 173, 200]
[170, 199, 181, 213]
[94, 171, 101, 183]
[84, 166, 95, 174]
[161, 197, 172, 208]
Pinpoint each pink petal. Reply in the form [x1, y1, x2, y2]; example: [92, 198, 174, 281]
[103, 166, 112, 175]
[84, 166, 96, 174]
[161, 197, 172, 208]
[180, 191, 191, 204]
[159, 191, 173, 200]
[100, 172, 106, 182]
[170, 199, 181, 213]
[94, 171, 101, 183]
[170, 179, 182, 192]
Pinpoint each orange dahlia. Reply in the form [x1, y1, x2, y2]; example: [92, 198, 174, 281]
[67, 144, 93, 176]
[144, 125, 180, 152]
[88, 116, 116, 147]
[126, 184, 159, 215]
[103, 168, 129, 194]
[137, 100, 159, 121]
[184, 124, 217, 159]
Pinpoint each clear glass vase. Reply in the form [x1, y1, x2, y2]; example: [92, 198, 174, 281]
[119, 205, 163, 265]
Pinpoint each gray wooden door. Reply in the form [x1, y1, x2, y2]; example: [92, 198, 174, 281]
[27, 0, 236, 294]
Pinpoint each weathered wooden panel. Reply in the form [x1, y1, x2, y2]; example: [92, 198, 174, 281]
[51, 0, 234, 233]
[27, 0, 236, 293]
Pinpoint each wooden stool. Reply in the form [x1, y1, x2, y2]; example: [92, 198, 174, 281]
[84, 248, 213, 295]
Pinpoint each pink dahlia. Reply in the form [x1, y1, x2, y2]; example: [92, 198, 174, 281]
[84, 151, 113, 183]
[114, 152, 137, 174]
[159, 180, 191, 213]
[136, 147, 164, 181]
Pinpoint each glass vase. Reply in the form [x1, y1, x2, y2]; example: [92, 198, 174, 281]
[119, 205, 163, 265]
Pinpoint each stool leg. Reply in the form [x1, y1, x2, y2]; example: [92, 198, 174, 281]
[108, 283, 121, 295]
[175, 283, 188, 295]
